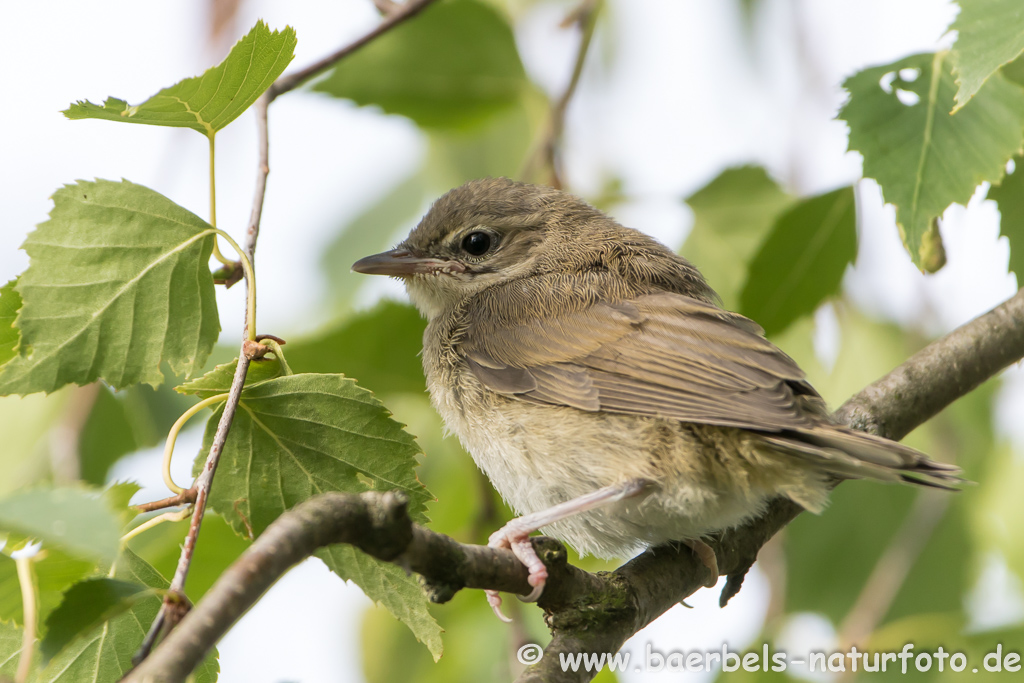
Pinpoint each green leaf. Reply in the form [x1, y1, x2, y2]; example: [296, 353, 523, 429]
[987, 154, 1024, 278]
[40, 578, 153, 664]
[176, 354, 285, 399]
[0, 180, 221, 396]
[102, 481, 141, 526]
[840, 52, 1024, 268]
[317, 545, 443, 661]
[0, 549, 95, 632]
[196, 374, 431, 533]
[0, 619, 30, 678]
[682, 166, 796, 309]
[38, 549, 218, 682]
[286, 302, 427, 396]
[0, 279, 21, 368]
[0, 488, 121, 565]
[313, 0, 526, 130]
[126, 512, 248, 602]
[195, 374, 438, 653]
[738, 186, 856, 336]
[63, 21, 295, 138]
[80, 390, 142, 487]
[951, 0, 1024, 110]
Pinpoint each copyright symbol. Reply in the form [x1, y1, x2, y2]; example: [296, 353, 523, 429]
[517, 643, 544, 665]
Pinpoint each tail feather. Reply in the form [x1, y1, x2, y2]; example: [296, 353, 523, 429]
[761, 425, 964, 490]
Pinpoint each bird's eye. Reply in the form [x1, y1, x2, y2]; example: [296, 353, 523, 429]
[461, 231, 492, 256]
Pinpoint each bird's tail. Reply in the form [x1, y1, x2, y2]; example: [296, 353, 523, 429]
[761, 425, 963, 490]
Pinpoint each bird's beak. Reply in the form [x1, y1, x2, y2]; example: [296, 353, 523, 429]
[351, 248, 466, 277]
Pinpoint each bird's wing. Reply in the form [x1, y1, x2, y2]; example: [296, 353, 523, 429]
[461, 291, 822, 432]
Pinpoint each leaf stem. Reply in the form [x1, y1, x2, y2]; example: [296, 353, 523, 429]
[162, 394, 230, 495]
[258, 338, 292, 375]
[14, 555, 36, 683]
[122, 508, 194, 545]
[208, 136, 232, 267]
[212, 229, 257, 340]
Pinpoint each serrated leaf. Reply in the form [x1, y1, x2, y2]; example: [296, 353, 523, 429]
[40, 578, 154, 664]
[987, 154, 1024, 278]
[0, 179, 221, 396]
[196, 374, 431, 534]
[285, 302, 426, 395]
[176, 354, 284, 399]
[682, 166, 796, 309]
[38, 548, 218, 682]
[0, 279, 20, 367]
[63, 21, 295, 138]
[0, 488, 121, 564]
[318, 545, 443, 661]
[951, 0, 1024, 110]
[840, 52, 1024, 268]
[739, 186, 856, 336]
[0, 549, 95, 632]
[313, 0, 525, 130]
[195, 374, 437, 653]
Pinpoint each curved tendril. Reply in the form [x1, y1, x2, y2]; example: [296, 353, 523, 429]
[163, 393, 230, 494]
[211, 228, 257, 341]
[121, 507, 193, 545]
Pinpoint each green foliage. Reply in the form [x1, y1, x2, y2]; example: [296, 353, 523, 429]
[63, 21, 296, 138]
[986, 154, 1024, 279]
[0, 279, 20, 367]
[682, 166, 796, 310]
[176, 354, 286, 399]
[0, 488, 122, 565]
[286, 302, 427, 395]
[40, 578, 153, 663]
[841, 52, 1024, 269]
[313, 0, 526, 130]
[0, 180, 221, 396]
[0, 549, 95, 631]
[951, 0, 1024, 110]
[193, 373, 441, 656]
[739, 186, 856, 335]
[0, 620, 30, 678]
[36, 549, 219, 683]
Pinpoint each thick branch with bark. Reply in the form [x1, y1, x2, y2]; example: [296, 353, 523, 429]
[124, 288, 1024, 683]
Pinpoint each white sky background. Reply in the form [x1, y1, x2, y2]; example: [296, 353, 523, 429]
[2, 0, 1023, 681]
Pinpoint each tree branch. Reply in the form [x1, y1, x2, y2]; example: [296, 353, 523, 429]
[124, 287, 1024, 682]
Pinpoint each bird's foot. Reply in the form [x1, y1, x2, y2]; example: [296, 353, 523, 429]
[683, 538, 719, 588]
[485, 520, 548, 621]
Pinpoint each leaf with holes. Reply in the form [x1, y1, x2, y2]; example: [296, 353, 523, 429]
[194, 373, 439, 657]
[951, 0, 1024, 110]
[64, 21, 295, 138]
[0, 180, 220, 396]
[682, 166, 796, 310]
[987, 154, 1024, 278]
[840, 52, 1024, 269]
[739, 186, 856, 336]
[313, 0, 525, 130]
[36, 549, 218, 682]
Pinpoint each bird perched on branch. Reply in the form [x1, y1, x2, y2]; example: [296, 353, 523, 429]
[352, 177, 960, 620]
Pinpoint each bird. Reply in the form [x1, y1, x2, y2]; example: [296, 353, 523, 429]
[352, 177, 960, 620]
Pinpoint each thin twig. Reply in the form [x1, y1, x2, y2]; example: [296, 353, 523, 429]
[265, 0, 440, 103]
[121, 286, 1024, 683]
[135, 487, 197, 513]
[521, 0, 601, 188]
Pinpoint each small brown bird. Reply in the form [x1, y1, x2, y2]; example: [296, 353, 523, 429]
[353, 178, 959, 620]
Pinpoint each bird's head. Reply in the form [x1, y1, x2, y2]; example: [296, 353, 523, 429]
[352, 177, 714, 319]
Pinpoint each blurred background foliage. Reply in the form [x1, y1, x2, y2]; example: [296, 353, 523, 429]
[2, 0, 1024, 681]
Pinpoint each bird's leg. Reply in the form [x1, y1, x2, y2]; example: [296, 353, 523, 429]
[486, 477, 654, 621]
[682, 538, 719, 588]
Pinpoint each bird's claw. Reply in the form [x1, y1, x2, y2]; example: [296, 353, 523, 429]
[486, 522, 549, 620]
